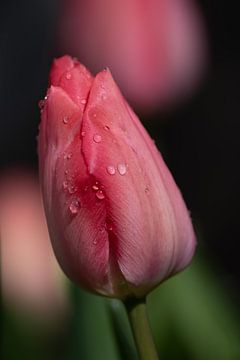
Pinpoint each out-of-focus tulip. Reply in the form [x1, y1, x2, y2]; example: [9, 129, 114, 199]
[38, 56, 196, 299]
[59, 0, 207, 112]
[0, 170, 68, 321]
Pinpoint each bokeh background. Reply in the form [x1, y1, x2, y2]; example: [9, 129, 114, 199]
[1, 0, 240, 359]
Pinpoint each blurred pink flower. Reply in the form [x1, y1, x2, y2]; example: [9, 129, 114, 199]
[0, 169, 68, 321]
[38, 56, 196, 299]
[59, 0, 207, 112]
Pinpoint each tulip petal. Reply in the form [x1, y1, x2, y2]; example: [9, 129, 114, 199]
[50, 55, 93, 111]
[81, 69, 196, 295]
[50, 136, 112, 295]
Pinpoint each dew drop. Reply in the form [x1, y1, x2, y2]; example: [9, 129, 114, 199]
[93, 239, 98, 245]
[104, 125, 110, 130]
[81, 131, 86, 137]
[66, 153, 73, 160]
[93, 134, 102, 143]
[96, 190, 105, 200]
[92, 184, 99, 191]
[38, 99, 45, 110]
[130, 146, 137, 154]
[69, 199, 80, 214]
[105, 223, 113, 231]
[63, 116, 69, 124]
[65, 72, 72, 80]
[145, 187, 150, 194]
[62, 181, 68, 190]
[106, 165, 116, 175]
[65, 170, 69, 175]
[117, 163, 127, 175]
[84, 185, 89, 192]
[81, 99, 87, 105]
[68, 185, 77, 194]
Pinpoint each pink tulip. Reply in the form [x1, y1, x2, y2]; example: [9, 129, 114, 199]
[59, 0, 207, 111]
[38, 56, 196, 299]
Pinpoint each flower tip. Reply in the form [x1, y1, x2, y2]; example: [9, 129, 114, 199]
[50, 55, 75, 86]
[49, 56, 93, 109]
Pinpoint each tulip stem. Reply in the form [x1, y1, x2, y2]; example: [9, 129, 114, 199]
[125, 298, 159, 360]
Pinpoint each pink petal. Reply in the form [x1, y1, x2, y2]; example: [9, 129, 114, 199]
[81, 69, 196, 295]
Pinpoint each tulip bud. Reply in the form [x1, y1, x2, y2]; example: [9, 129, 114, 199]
[38, 56, 196, 299]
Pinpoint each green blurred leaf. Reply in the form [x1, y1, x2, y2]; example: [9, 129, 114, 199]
[148, 253, 240, 360]
[68, 285, 120, 360]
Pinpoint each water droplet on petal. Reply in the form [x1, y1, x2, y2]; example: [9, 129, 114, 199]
[65, 72, 72, 80]
[106, 165, 115, 175]
[38, 99, 45, 110]
[96, 190, 105, 200]
[145, 187, 150, 194]
[81, 99, 87, 105]
[63, 116, 68, 124]
[68, 185, 77, 194]
[92, 184, 99, 191]
[66, 153, 73, 160]
[93, 134, 102, 143]
[106, 223, 113, 231]
[62, 181, 68, 189]
[93, 239, 98, 245]
[69, 199, 81, 214]
[84, 185, 89, 192]
[81, 131, 86, 137]
[130, 146, 137, 154]
[117, 163, 127, 175]
[65, 170, 69, 175]
[104, 125, 110, 130]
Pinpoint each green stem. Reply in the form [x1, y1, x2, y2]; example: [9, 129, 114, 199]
[124, 298, 159, 360]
